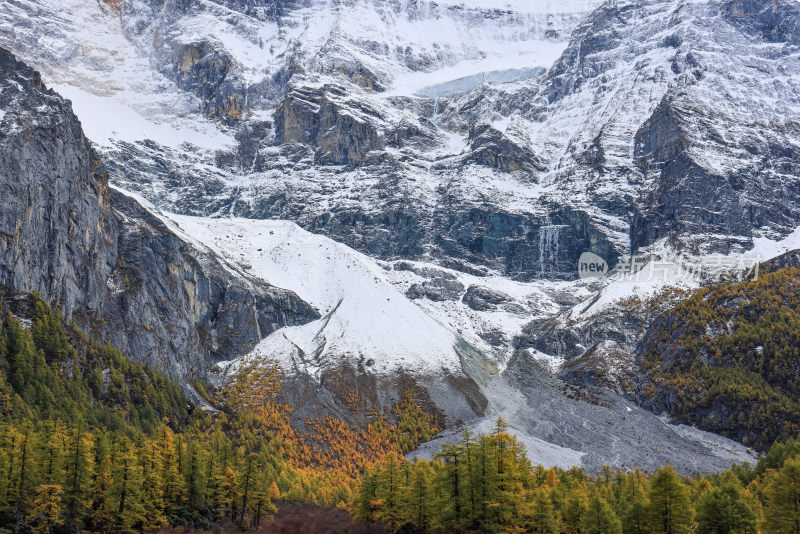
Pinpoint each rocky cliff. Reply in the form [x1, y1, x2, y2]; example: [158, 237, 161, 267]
[0, 47, 318, 391]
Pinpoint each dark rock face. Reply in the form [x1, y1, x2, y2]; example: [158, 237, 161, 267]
[466, 124, 545, 174]
[169, 41, 246, 122]
[10, 0, 799, 288]
[630, 96, 752, 252]
[722, 0, 800, 45]
[433, 205, 620, 281]
[0, 48, 318, 385]
[462, 285, 509, 311]
[406, 271, 465, 302]
[764, 249, 800, 270]
[273, 86, 383, 165]
[0, 48, 114, 319]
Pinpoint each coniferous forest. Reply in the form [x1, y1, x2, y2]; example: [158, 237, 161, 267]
[3, 288, 800, 534]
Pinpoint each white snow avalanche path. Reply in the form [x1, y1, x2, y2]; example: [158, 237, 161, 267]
[167, 215, 464, 377]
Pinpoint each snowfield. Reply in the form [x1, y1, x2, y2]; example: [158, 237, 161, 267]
[165, 215, 465, 377]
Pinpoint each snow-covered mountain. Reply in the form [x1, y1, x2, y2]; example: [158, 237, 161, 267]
[2, 0, 800, 472]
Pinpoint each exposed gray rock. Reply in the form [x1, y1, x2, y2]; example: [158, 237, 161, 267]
[722, 0, 800, 45]
[466, 124, 545, 174]
[631, 95, 752, 254]
[273, 85, 384, 165]
[405, 272, 465, 302]
[0, 48, 318, 389]
[412, 350, 755, 475]
[462, 285, 510, 311]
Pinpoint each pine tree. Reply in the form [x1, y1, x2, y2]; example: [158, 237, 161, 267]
[221, 466, 239, 520]
[90, 451, 114, 530]
[405, 461, 434, 532]
[140, 441, 167, 529]
[354, 471, 378, 524]
[159, 426, 186, 522]
[461, 429, 477, 529]
[62, 426, 93, 530]
[247, 466, 275, 529]
[26, 484, 63, 534]
[489, 430, 530, 531]
[185, 441, 206, 521]
[695, 484, 756, 534]
[529, 487, 558, 534]
[373, 452, 406, 530]
[563, 485, 589, 534]
[436, 441, 466, 533]
[475, 434, 498, 531]
[764, 457, 800, 533]
[238, 453, 256, 527]
[38, 420, 67, 485]
[621, 470, 648, 534]
[13, 430, 34, 534]
[580, 491, 622, 534]
[646, 466, 693, 534]
[109, 441, 145, 532]
[0, 426, 20, 511]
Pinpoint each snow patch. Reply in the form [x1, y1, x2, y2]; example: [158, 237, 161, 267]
[55, 84, 234, 149]
[164, 215, 465, 377]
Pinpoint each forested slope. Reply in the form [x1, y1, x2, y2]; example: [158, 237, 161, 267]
[637, 253, 800, 450]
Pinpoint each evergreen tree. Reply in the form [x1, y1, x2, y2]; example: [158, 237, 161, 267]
[90, 449, 114, 530]
[435, 441, 466, 532]
[621, 471, 648, 534]
[405, 461, 434, 532]
[139, 442, 167, 529]
[221, 466, 239, 520]
[580, 491, 622, 534]
[764, 457, 800, 533]
[695, 484, 756, 534]
[529, 487, 558, 534]
[646, 466, 693, 534]
[373, 452, 406, 530]
[354, 471, 378, 525]
[109, 440, 145, 532]
[26, 484, 63, 534]
[62, 425, 93, 530]
[562, 484, 589, 533]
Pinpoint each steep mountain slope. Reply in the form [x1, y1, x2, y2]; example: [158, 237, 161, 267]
[0, 0, 613, 280]
[0, 47, 317, 392]
[162, 211, 755, 473]
[636, 251, 800, 450]
[162, 214, 489, 424]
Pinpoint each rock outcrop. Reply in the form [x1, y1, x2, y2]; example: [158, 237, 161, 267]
[0, 48, 318, 388]
[273, 85, 384, 165]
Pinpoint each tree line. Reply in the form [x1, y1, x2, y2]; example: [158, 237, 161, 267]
[356, 420, 800, 533]
[6, 289, 800, 533]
